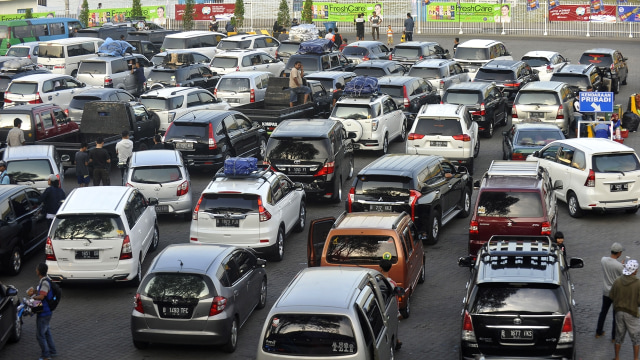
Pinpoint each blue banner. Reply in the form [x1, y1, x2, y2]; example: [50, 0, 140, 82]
[527, 0, 540, 11]
[549, 0, 559, 10]
[618, 5, 640, 21]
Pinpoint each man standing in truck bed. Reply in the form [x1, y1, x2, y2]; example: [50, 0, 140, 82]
[289, 61, 311, 108]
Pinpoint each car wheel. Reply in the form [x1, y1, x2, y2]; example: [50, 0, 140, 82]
[347, 155, 354, 180]
[4, 246, 22, 276]
[9, 310, 21, 343]
[458, 188, 471, 218]
[418, 258, 426, 284]
[483, 119, 494, 138]
[258, 137, 267, 160]
[424, 210, 441, 245]
[400, 295, 410, 319]
[331, 177, 343, 203]
[271, 228, 285, 262]
[397, 120, 407, 142]
[567, 192, 584, 218]
[222, 317, 239, 353]
[473, 139, 480, 158]
[293, 201, 306, 232]
[131, 258, 142, 287]
[133, 340, 149, 349]
[613, 79, 620, 94]
[150, 226, 159, 252]
[257, 277, 268, 309]
[380, 133, 389, 154]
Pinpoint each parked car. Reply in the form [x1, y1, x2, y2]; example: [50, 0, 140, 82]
[353, 60, 407, 78]
[0, 104, 78, 146]
[161, 31, 226, 59]
[390, 41, 450, 66]
[131, 243, 267, 352]
[67, 88, 136, 124]
[2, 145, 65, 192]
[511, 81, 577, 135]
[550, 63, 610, 93]
[303, 70, 356, 93]
[76, 53, 152, 94]
[3, 41, 39, 63]
[502, 121, 565, 160]
[4, 74, 91, 111]
[274, 40, 300, 63]
[125, 39, 161, 60]
[453, 39, 512, 79]
[578, 48, 628, 94]
[214, 71, 270, 108]
[377, 75, 440, 124]
[0, 58, 50, 106]
[521, 50, 570, 81]
[151, 50, 211, 67]
[473, 59, 539, 108]
[217, 34, 280, 57]
[341, 41, 392, 64]
[146, 62, 219, 93]
[284, 51, 353, 77]
[0, 282, 21, 347]
[209, 49, 284, 76]
[442, 82, 509, 138]
[408, 59, 470, 96]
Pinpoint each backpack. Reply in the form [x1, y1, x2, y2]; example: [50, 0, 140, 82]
[45, 279, 62, 311]
[334, 34, 343, 47]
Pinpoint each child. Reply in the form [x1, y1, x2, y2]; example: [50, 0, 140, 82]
[387, 25, 393, 46]
[555, 231, 567, 262]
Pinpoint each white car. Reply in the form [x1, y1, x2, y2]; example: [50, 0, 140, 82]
[76, 53, 152, 94]
[210, 49, 285, 76]
[528, 138, 640, 217]
[453, 39, 512, 80]
[521, 50, 570, 81]
[330, 93, 406, 154]
[214, 71, 270, 107]
[46, 186, 159, 285]
[190, 165, 306, 262]
[139, 87, 230, 132]
[216, 34, 280, 57]
[4, 73, 91, 110]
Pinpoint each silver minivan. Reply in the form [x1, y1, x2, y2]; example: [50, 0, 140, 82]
[214, 71, 269, 107]
[76, 54, 152, 94]
[256, 267, 402, 360]
[512, 81, 577, 135]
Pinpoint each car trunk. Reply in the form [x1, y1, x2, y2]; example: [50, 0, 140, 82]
[5, 81, 38, 104]
[195, 193, 261, 244]
[592, 153, 640, 202]
[215, 77, 251, 105]
[266, 137, 331, 182]
[129, 165, 185, 211]
[410, 118, 469, 159]
[514, 91, 561, 121]
[352, 175, 412, 214]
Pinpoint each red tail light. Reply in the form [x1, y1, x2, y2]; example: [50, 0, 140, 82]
[511, 152, 526, 161]
[314, 161, 335, 177]
[347, 187, 355, 212]
[610, 63, 615, 70]
[236, 66, 240, 71]
[208, 123, 217, 150]
[403, 85, 410, 107]
[541, 221, 551, 235]
[28, 92, 43, 104]
[209, 296, 227, 316]
[177, 180, 189, 196]
[214, 88, 217, 96]
[512, 104, 518, 118]
[250, 88, 255, 103]
[469, 220, 479, 234]
[556, 104, 564, 119]
[64, 109, 69, 116]
[125, 182, 134, 187]
[546, 64, 552, 73]
[461, 310, 476, 342]
[275, 50, 278, 58]
[559, 312, 574, 343]
[134, 293, 144, 313]
[439, 80, 445, 89]
[363, 55, 369, 61]
[258, 196, 271, 222]
[104, 76, 113, 87]
[419, 55, 424, 60]
[585, 169, 595, 187]
[503, 82, 519, 87]
[45, 237, 56, 261]
[193, 195, 203, 220]
[409, 189, 421, 220]
[472, 103, 486, 116]
[389, 54, 393, 60]
[3, 91, 11, 104]
[119, 235, 132, 260]
[407, 133, 424, 140]
[452, 134, 471, 142]
[53, 65, 65, 70]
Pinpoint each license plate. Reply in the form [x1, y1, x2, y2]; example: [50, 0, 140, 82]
[155, 205, 169, 213]
[175, 142, 193, 150]
[162, 306, 190, 318]
[224, 98, 239, 103]
[530, 112, 545, 118]
[216, 218, 239, 227]
[501, 329, 533, 340]
[75, 250, 99, 259]
[369, 204, 393, 212]
[291, 167, 307, 174]
[430, 141, 447, 147]
[611, 183, 629, 192]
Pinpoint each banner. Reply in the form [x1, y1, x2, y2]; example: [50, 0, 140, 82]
[309, 3, 383, 22]
[85, 6, 166, 27]
[0, 12, 56, 21]
[174, 4, 235, 21]
[618, 5, 640, 21]
[549, 0, 560, 11]
[527, 0, 540, 11]
[549, 4, 615, 21]
[425, 2, 510, 23]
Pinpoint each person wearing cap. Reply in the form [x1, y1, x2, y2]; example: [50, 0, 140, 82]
[6, 118, 25, 146]
[609, 259, 640, 360]
[39, 174, 66, 227]
[597, 242, 626, 340]
[0, 160, 9, 185]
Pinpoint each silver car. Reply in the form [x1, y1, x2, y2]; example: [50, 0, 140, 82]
[4, 41, 39, 63]
[408, 59, 470, 96]
[512, 81, 577, 135]
[131, 243, 267, 352]
[126, 150, 193, 219]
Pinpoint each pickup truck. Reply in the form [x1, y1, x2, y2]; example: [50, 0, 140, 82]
[0, 104, 78, 148]
[234, 77, 332, 134]
[38, 101, 159, 169]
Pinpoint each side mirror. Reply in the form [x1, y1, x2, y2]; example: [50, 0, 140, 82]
[533, 69, 539, 74]
[81, 83, 86, 87]
[463, 68, 469, 73]
[553, 180, 563, 190]
[294, 182, 304, 190]
[257, 258, 267, 267]
[458, 256, 473, 268]
[394, 286, 406, 297]
[6, 286, 17, 296]
[148, 197, 159, 206]
[348, 59, 353, 63]
[457, 166, 468, 174]
[347, 131, 357, 139]
[532, 150, 540, 157]
[569, 257, 584, 269]
[61, 154, 71, 162]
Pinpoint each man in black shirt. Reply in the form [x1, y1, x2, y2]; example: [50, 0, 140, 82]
[89, 137, 111, 186]
[332, 83, 344, 108]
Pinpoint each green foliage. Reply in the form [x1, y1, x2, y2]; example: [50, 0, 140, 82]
[302, 0, 313, 24]
[131, 0, 143, 18]
[183, 0, 195, 31]
[79, 0, 90, 28]
[277, 0, 291, 28]
[24, 9, 33, 19]
[234, 0, 245, 29]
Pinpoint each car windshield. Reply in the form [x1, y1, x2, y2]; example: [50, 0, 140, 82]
[326, 235, 398, 264]
[162, 38, 186, 49]
[70, 95, 102, 110]
[142, 273, 211, 300]
[286, 57, 318, 72]
[592, 153, 640, 173]
[210, 57, 238, 68]
[7, 82, 37, 95]
[515, 130, 563, 146]
[148, 70, 177, 82]
[475, 69, 515, 81]
[278, 43, 300, 55]
[549, 74, 589, 89]
[151, 54, 165, 66]
[356, 175, 412, 197]
[39, 45, 65, 58]
[579, 53, 613, 67]
[332, 104, 371, 120]
[199, 193, 259, 214]
[52, 215, 124, 240]
[455, 47, 490, 60]
[379, 85, 404, 98]
[353, 67, 386, 77]
[515, 91, 560, 106]
[408, 67, 443, 79]
[476, 191, 543, 217]
[6, 159, 52, 182]
[78, 61, 106, 74]
[140, 96, 184, 111]
[164, 122, 208, 139]
[218, 40, 251, 49]
[521, 56, 551, 67]
[131, 166, 183, 184]
[393, 47, 420, 58]
[342, 46, 368, 56]
[266, 138, 330, 162]
[216, 78, 250, 92]
[443, 90, 481, 105]
[414, 118, 462, 136]
[6, 47, 29, 57]
[0, 113, 32, 130]
[262, 314, 357, 355]
[472, 284, 564, 314]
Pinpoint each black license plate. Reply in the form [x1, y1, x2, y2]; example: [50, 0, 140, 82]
[430, 141, 447, 147]
[75, 250, 99, 259]
[225, 98, 239, 103]
[291, 167, 308, 174]
[501, 329, 533, 340]
[530, 112, 545, 118]
[175, 142, 193, 150]
[162, 306, 191, 318]
[155, 205, 169, 213]
[216, 218, 239, 227]
[369, 204, 393, 212]
[611, 183, 629, 192]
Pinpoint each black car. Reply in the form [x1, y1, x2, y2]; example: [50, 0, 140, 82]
[341, 41, 392, 63]
[265, 119, 354, 202]
[146, 63, 219, 93]
[0, 60, 50, 106]
[473, 59, 539, 108]
[550, 63, 609, 93]
[164, 110, 267, 168]
[579, 48, 628, 94]
[458, 236, 583, 360]
[284, 51, 354, 77]
[502, 122, 565, 161]
[0, 185, 48, 275]
[378, 76, 441, 124]
[0, 282, 21, 349]
[346, 154, 473, 245]
[390, 41, 450, 66]
[443, 82, 509, 138]
[353, 60, 407, 78]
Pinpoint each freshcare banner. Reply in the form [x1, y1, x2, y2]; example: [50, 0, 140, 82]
[0, 13, 56, 21]
[86, 6, 164, 27]
[310, 3, 383, 22]
[425, 3, 510, 23]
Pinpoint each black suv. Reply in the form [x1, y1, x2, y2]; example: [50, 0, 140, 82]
[346, 154, 473, 245]
[284, 51, 354, 76]
[443, 82, 508, 138]
[458, 236, 583, 360]
[0, 185, 48, 275]
[146, 63, 219, 93]
[353, 60, 408, 78]
[163, 110, 267, 168]
[550, 63, 608, 93]
[390, 41, 450, 66]
[378, 75, 441, 124]
[474, 60, 539, 108]
[265, 119, 354, 202]
[579, 48, 628, 94]
[0, 60, 50, 106]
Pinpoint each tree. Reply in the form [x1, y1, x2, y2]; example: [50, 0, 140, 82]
[131, 0, 143, 18]
[183, 0, 195, 31]
[277, 0, 291, 28]
[302, 0, 313, 24]
[79, 0, 89, 28]
[24, 9, 33, 19]
[234, 0, 245, 30]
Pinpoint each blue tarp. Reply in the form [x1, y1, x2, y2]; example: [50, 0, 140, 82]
[298, 38, 334, 54]
[344, 76, 379, 96]
[97, 37, 136, 57]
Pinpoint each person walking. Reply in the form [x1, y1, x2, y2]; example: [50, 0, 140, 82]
[116, 130, 133, 185]
[75, 142, 90, 187]
[39, 174, 65, 227]
[6, 118, 25, 146]
[89, 137, 111, 186]
[354, 13, 365, 41]
[333, 28, 343, 49]
[369, 11, 382, 40]
[225, 21, 235, 33]
[0, 160, 9, 185]
[130, 60, 146, 97]
[609, 259, 640, 360]
[332, 83, 344, 108]
[403, 13, 414, 42]
[27, 263, 58, 360]
[289, 61, 311, 107]
[597, 242, 626, 341]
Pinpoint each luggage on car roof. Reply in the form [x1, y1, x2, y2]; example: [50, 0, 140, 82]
[298, 38, 334, 55]
[343, 76, 379, 96]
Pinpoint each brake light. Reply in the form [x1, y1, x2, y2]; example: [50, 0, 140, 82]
[64, 109, 69, 116]
[235, 66, 240, 71]
[461, 310, 476, 342]
[208, 123, 217, 150]
[610, 63, 615, 71]
[389, 54, 393, 60]
[585, 169, 595, 187]
[472, 103, 485, 116]
[546, 64, 552, 73]
[315, 161, 335, 177]
[250, 88, 255, 103]
[28, 92, 43, 104]
[407, 133, 424, 140]
[439, 80, 445, 89]
[469, 220, 479, 234]
[403, 85, 409, 107]
[419, 55, 424, 60]
[177, 180, 189, 196]
[134, 293, 144, 313]
[56, 174, 61, 187]
[452, 134, 471, 142]
[3, 91, 11, 104]
[104, 76, 113, 87]
[559, 312, 573, 343]
[409, 189, 421, 220]
[503, 82, 519, 87]
[45, 237, 56, 261]
[275, 49, 278, 58]
[209, 296, 227, 316]
[511, 152, 526, 161]
[119, 235, 132, 260]
[53, 65, 65, 69]
[214, 88, 217, 96]
[258, 196, 271, 222]
[512, 104, 518, 118]
[363, 55, 369, 61]
[556, 104, 564, 119]
[347, 187, 355, 212]
[193, 195, 203, 220]
[541, 221, 551, 235]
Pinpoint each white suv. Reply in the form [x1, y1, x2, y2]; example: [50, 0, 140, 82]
[4, 74, 91, 110]
[139, 87, 230, 132]
[406, 104, 479, 174]
[46, 186, 159, 285]
[330, 94, 406, 154]
[216, 34, 280, 57]
[453, 39, 512, 80]
[209, 49, 284, 76]
[190, 165, 306, 261]
[528, 138, 640, 217]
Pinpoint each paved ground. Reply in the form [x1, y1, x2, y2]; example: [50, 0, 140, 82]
[2, 34, 640, 359]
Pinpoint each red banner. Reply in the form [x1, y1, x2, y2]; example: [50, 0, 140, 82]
[549, 4, 616, 21]
[174, 4, 235, 21]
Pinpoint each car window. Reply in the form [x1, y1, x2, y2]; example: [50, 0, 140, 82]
[233, 249, 257, 277]
[112, 59, 128, 73]
[198, 91, 216, 104]
[241, 56, 252, 67]
[223, 256, 241, 285]
[332, 104, 372, 119]
[472, 285, 564, 313]
[264, 37, 278, 47]
[476, 191, 543, 217]
[6, 159, 52, 182]
[326, 235, 398, 264]
[41, 111, 54, 128]
[401, 227, 413, 257]
[540, 145, 560, 161]
[516, 91, 559, 105]
[270, 180, 283, 203]
[10, 191, 31, 217]
[375, 274, 395, 305]
[254, 38, 267, 48]
[234, 115, 252, 130]
[108, 93, 119, 101]
[53, 109, 66, 124]
[66, 79, 81, 89]
[223, 115, 239, 132]
[0, 198, 15, 222]
[592, 153, 640, 173]
[131, 166, 183, 183]
[572, 150, 586, 170]
[383, 99, 396, 114]
[266, 138, 330, 162]
[330, 55, 340, 68]
[143, 273, 210, 299]
[414, 118, 462, 136]
[199, 193, 258, 214]
[361, 293, 385, 340]
[117, 92, 135, 102]
[557, 147, 574, 167]
[260, 54, 274, 63]
[443, 90, 481, 105]
[187, 93, 201, 107]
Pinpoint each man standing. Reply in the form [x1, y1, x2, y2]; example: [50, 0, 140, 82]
[453, 37, 460, 51]
[609, 259, 640, 360]
[597, 242, 626, 340]
[89, 137, 111, 186]
[354, 13, 365, 41]
[130, 60, 146, 97]
[39, 174, 66, 227]
[0, 160, 9, 185]
[6, 118, 25, 146]
[75, 142, 90, 187]
[289, 61, 311, 108]
[27, 263, 58, 360]
[403, 13, 414, 42]
[332, 83, 344, 108]
[325, 28, 335, 41]
[116, 130, 133, 183]
[369, 11, 382, 41]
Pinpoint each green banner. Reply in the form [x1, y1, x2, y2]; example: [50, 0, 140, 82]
[310, 2, 384, 22]
[86, 6, 167, 27]
[426, 2, 510, 23]
[0, 12, 57, 21]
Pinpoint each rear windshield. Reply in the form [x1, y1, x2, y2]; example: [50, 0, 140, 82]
[0, 113, 32, 130]
[408, 67, 443, 79]
[549, 74, 589, 89]
[355, 175, 412, 196]
[353, 67, 386, 77]
[6, 159, 52, 182]
[131, 166, 183, 184]
[278, 43, 300, 55]
[266, 138, 330, 162]
[216, 78, 250, 92]
[306, 78, 333, 91]
[326, 235, 398, 264]
[78, 61, 107, 74]
[443, 90, 481, 105]
[52, 215, 124, 240]
[515, 91, 560, 106]
[199, 193, 259, 214]
[379, 85, 404, 98]
[151, 54, 165, 66]
[164, 122, 208, 139]
[521, 56, 550, 67]
[148, 70, 177, 82]
[414, 118, 462, 136]
[218, 40, 251, 50]
[0, 75, 12, 91]
[579, 53, 613, 67]
[6, 47, 29, 57]
[472, 284, 564, 314]
[393, 47, 420, 58]
[475, 69, 515, 81]
[332, 104, 372, 120]
[262, 314, 357, 355]
[342, 46, 368, 56]
[140, 96, 184, 111]
[592, 153, 640, 173]
[455, 47, 490, 61]
[39, 45, 65, 58]
[210, 57, 238, 68]
[142, 273, 211, 299]
[286, 57, 318, 72]
[476, 191, 543, 217]
[162, 38, 186, 49]
[7, 82, 37, 95]
[70, 96, 102, 110]
[515, 130, 563, 146]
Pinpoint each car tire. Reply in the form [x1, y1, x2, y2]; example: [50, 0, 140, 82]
[473, 139, 480, 158]
[257, 277, 268, 309]
[258, 137, 267, 160]
[380, 133, 389, 155]
[458, 188, 471, 218]
[222, 317, 239, 353]
[424, 210, 441, 245]
[331, 177, 343, 203]
[483, 119, 494, 138]
[131, 258, 142, 287]
[397, 120, 407, 142]
[418, 258, 426, 284]
[133, 340, 149, 349]
[150, 226, 159, 252]
[293, 201, 306, 232]
[400, 295, 410, 319]
[347, 155, 354, 180]
[567, 192, 584, 218]
[4, 246, 22, 276]
[9, 310, 21, 343]
[271, 228, 285, 262]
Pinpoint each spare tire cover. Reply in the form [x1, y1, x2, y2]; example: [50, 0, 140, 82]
[342, 119, 363, 142]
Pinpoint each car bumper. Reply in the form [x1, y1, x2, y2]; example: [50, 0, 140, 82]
[131, 312, 233, 345]
[575, 195, 639, 212]
[460, 341, 574, 360]
[46, 259, 137, 282]
[181, 154, 224, 168]
[155, 197, 193, 214]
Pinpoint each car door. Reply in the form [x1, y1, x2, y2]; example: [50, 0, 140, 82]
[277, 175, 298, 233]
[222, 114, 244, 155]
[199, 67, 218, 91]
[535, 143, 562, 195]
[58, 78, 83, 107]
[263, 37, 279, 57]
[356, 289, 393, 359]
[231, 114, 257, 157]
[307, 217, 334, 267]
[0, 285, 14, 347]
[128, 190, 154, 258]
[196, 91, 217, 110]
[25, 188, 48, 250]
[382, 97, 402, 139]
[53, 108, 72, 136]
[8, 190, 35, 252]
[221, 254, 250, 323]
[233, 249, 262, 315]
[419, 79, 439, 105]
[132, 106, 156, 140]
[503, 126, 515, 159]
[39, 108, 57, 140]
[554, 146, 577, 203]
[440, 160, 462, 212]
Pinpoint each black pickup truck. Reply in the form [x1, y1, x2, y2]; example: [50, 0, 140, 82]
[38, 101, 159, 169]
[234, 77, 332, 134]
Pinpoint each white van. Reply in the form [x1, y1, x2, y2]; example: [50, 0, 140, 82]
[37, 37, 104, 76]
[214, 71, 270, 107]
[161, 31, 226, 59]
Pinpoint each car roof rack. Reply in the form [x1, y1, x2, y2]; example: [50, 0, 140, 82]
[482, 236, 557, 261]
[485, 160, 543, 178]
[214, 163, 274, 182]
